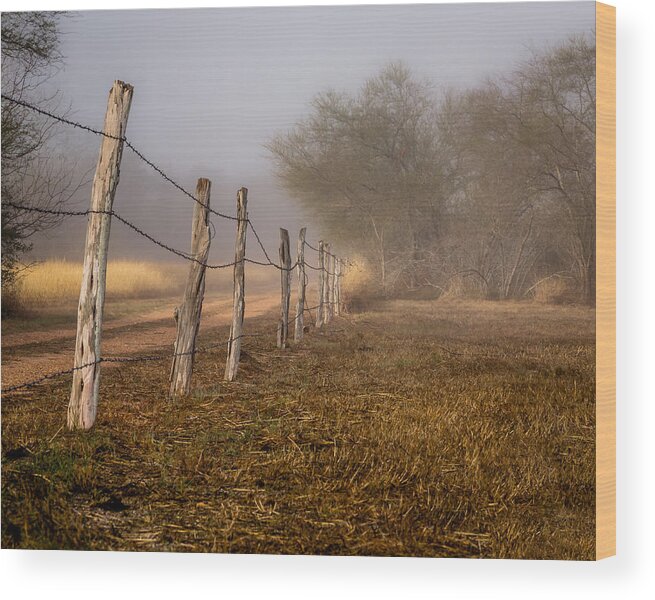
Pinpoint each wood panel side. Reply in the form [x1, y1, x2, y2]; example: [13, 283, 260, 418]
[595, 1, 616, 561]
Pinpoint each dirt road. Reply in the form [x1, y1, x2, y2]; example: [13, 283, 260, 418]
[1, 290, 280, 390]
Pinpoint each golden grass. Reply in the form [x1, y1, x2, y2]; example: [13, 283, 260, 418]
[1, 299, 595, 558]
[14, 260, 182, 306]
[11, 259, 283, 309]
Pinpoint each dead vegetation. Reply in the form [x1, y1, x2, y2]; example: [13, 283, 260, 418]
[1, 299, 594, 558]
[9, 259, 281, 311]
[12, 260, 182, 307]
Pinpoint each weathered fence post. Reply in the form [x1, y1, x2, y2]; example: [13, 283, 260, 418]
[67, 80, 133, 431]
[316, 240, 325, 327]
[293, 227, 306, 342]
[324, 243, 332, 324]
[169, 178, 212, 398]
[327, 249, 336, 320]
[225, 187, 248, 381]
[335, 258, 342, 316]
[330, 255, 337, 317]
[277, 228, 291, 349]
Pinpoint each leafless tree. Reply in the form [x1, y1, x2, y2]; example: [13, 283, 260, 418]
[1, 12, 84, 291]
[512, 36, 596, 303]
[270, 38, 595, 304]
[268, 62, 450, 292]
[438, 36, 595, 303]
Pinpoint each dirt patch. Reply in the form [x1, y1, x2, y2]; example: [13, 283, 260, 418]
[1, 291, 280, 389]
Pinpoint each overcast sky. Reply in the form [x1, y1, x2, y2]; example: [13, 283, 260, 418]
[32, 2, 595, 261]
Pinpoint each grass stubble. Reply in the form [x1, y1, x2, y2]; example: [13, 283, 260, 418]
[1, 299, 595, 559]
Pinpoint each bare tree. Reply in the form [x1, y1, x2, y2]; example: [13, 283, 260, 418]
[268, 62, 449, 292]
[437, 36, 595, 303]
[437, 86, 546, 300]
[270, 39, 595, 304]
[512, 36, 596, 303]
[1, 12, 82, 292]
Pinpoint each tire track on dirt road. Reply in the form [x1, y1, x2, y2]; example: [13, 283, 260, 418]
[1, 291, 280, 390]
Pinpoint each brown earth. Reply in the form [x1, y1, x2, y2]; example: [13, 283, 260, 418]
[2, 299, 595, 558]
[1, 291, 281, 390]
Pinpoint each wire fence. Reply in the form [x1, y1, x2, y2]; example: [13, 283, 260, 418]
[1, 92, 348, 398]
[1, 331, 269, 394]
[1, 93, 238, 222]
[1, 94, 322, 273]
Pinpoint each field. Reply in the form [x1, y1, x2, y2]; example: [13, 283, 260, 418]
[6, 259, 274, 311]
[1, 293, 595, 558]
[7, 260, 180, 310]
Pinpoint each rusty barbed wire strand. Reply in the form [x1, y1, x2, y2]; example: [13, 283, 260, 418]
[1, 95, 348, 394]
[1, 331, 270, 394]
[3, 202, 239, 269]
[304, 240, 353, 268]
[246, 219, 300, 272]
[1, 95, 345, 276]
[1, 93, 238, 222]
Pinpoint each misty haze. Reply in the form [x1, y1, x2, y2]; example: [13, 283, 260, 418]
[2, 2, 598, 559]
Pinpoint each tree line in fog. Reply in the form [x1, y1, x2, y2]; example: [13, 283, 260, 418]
[268, 36, 595, 304]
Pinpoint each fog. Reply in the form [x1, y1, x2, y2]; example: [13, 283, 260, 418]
[31, 2, 594, 265]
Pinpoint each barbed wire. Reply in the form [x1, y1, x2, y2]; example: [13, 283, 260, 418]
[2, 258, 343, 394]
[2, 315, 344, 396]
[303, 240, 336, 260]
[1, 101, 318, 273]
[110, 211, 239, 269]
[304, 259, 338, 277]
[1, 331, 269, 394]
[1, 93, 238, 222]
[1, 92, 352, 401]
[6, 202, 341, 282]
[304, 240, 319, 253]
[3, 202, 93, 218]
[123, 140, 240, 222]
[1, 94, 350, 269]
[2, 93, 345, 363]
[3, 201, 240, 269]
[245, 220, 299, 272]
[1, 94, 349, 276]
[1, 93, 118, 139]
[304, 240, 353, 268]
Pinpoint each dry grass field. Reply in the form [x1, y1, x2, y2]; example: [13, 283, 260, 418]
[1, 298, 595, 558]
[12, 260, 182, 306]
[1, 260, 280, 340]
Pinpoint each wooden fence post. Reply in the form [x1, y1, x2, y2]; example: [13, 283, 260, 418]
[335, 258, 342, 316]
[225, 187, 248, 381]
[328, 250, 336, 320]
[337, 259, 343, 315]
[294, 227, 306, 342]
[169, 178, 212, 398]
[67, 80, 133, 431]
[324, 243, 332, 324]
[334, 255, 339, 314]
[316, 240, 325, 327]
[277, 228, 291, 349]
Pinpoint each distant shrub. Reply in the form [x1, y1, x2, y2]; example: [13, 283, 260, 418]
[441, 273, 488, 301]
[341, 258, 383, 313]
[1, 284, 23, 317]
[529, 275, 578, 304]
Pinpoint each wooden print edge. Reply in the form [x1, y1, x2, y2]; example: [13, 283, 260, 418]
[595, 1, 616, 561]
